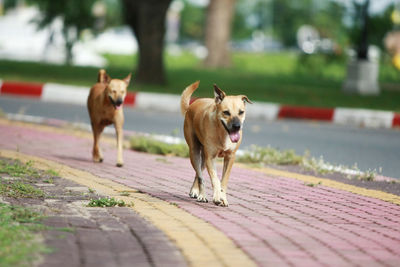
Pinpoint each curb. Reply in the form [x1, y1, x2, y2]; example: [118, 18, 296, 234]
[1, 79, 399, 129]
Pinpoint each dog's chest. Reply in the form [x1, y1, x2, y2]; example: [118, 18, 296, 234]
[100, 118, 114, 126]
[217, 136, 237, 157]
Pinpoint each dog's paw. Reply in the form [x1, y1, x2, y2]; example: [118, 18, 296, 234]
[189, 188, 199, 198]
[93, 157, 103, 163]
[212, 190, 222, 205]
[213, 190, 229, 207]
[189, 192, 198, 198]
[196, 195, 208, 203]
[219, 196, 229, 207]
[116, 163, 123, 167]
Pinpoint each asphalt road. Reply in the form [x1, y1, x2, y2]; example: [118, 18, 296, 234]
[1, 96, 399, 179]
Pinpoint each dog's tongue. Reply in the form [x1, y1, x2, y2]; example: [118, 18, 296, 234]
[115, 104, 122, 110]
[229, 131, 240, 143]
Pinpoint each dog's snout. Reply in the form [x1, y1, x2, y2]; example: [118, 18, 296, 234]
[231, 117, 241, 131]
[116, 98, 123, 106]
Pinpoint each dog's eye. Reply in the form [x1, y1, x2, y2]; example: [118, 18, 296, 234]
[223, 111, 231, 116]
[238, 110, 244, 115]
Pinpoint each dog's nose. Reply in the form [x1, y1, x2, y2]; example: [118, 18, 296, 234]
[231, 118, 241, 131]
[116, 98, 123, 106]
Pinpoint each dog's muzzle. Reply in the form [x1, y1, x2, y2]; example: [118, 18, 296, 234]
[109, 96, 124, 110]
[221, 117, 241, 143]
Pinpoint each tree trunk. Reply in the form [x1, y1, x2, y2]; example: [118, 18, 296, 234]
[357, 0, 370, 60]
[122, 0, 172, 85]
[204, 0, 236, 68]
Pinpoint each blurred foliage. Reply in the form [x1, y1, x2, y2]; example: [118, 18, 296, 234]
[178, 0, 350, 48]
[29, 0, 97, 64]
[2, 0, 18, 11]
[348, 2, 395, 50]
[271, 0, 348, 48]
[26, 0, 122, 64]
[102, 0, 123, 28]
[179, 0, 206, 41]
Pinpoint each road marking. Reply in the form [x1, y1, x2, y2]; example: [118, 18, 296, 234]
[0, 149, 256, 267]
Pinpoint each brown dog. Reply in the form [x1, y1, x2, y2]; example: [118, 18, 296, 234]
[181, 81, 252, 206]
[87, 69, 131, 167]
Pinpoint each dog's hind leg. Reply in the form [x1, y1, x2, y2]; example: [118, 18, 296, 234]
[92, 123, 105, 163]
[189, 140, 207, 202]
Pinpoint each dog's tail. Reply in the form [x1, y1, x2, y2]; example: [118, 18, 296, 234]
[98, 69, 110, 84]
[180, 81, 199, 116]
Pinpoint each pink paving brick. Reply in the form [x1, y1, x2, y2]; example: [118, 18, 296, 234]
[1, 123, 400, 267]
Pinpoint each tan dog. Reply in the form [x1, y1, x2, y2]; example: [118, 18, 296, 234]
[181, 81, 252, 206]
[87, 69, 131, 167]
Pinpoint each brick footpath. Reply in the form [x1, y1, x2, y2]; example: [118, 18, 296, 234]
[1, 120, 400, 266]
[36, 179, 186, 267]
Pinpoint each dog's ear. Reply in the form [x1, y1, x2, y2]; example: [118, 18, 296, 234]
[214, 84, 226, 104]
[240, 95, 253, 104]
[123, 73, 132, 85]
[98, 69, 111, 84]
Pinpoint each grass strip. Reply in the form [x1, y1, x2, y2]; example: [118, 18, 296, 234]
[130, 135, 189, 157]
[130, 135, 378, 180]
[0, 203, 46, 267]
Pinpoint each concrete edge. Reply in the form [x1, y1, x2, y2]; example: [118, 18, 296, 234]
[1, 80, 399, 129]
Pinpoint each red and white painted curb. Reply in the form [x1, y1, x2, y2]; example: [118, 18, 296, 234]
[1, 80, 399, 129]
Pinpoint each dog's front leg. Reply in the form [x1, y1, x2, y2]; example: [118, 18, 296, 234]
[220, 153, 235, 207]
[204, 154, 223, 206]
[114, 121, 124, 167]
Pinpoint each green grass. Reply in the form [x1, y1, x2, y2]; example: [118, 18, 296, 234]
[1, 51, 399, 111]
[0, 181, 45, 198]
[0, 160, 40, 179]
[87, 197, 128, 207]
[0, 203, 46, 267]
[0, 159, 45, 198]
[237, 145, 303, 165]
[44, 169, 59, 177]
[305, 181, 322, 187]
[130, 135, 189, 157]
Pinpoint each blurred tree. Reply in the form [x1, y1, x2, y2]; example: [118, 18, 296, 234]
[204, 0, 236, 67]
[343, 0, 380, 95]
[122, 0, 172, 85]
[271, 0, 347, 48]
[272, 0, 313, 47]
[32, 0, 97, 65]
[349, 2, 395, 51]
[356, 0, 370, 60]
[232, 0, 265, 40]
[102, 0, 123, 28]
[179, 1, 206, 41]
[313, 1, 347, 49]
[179, 0, 252, 42]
